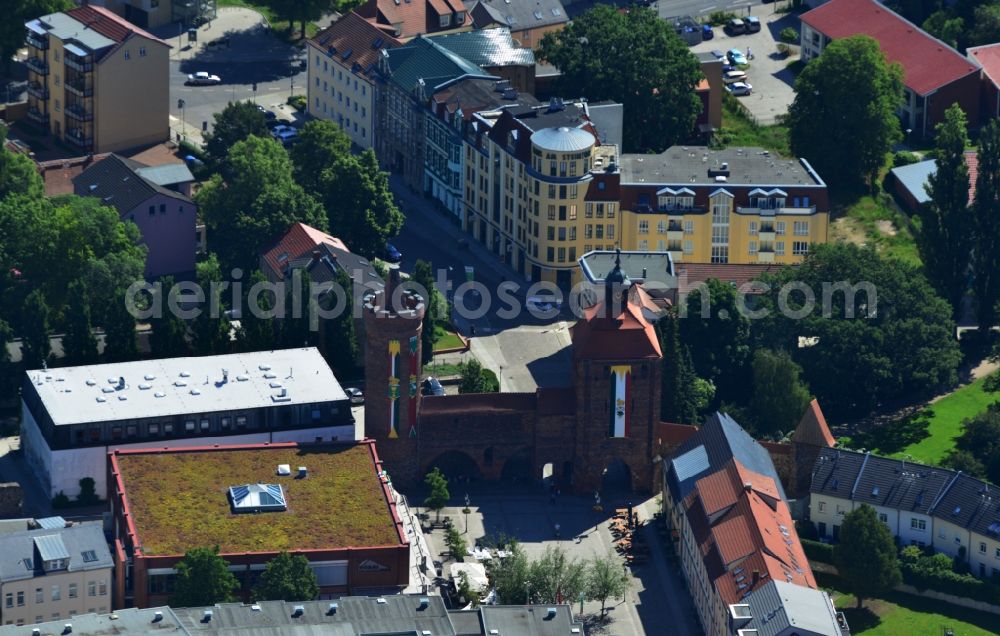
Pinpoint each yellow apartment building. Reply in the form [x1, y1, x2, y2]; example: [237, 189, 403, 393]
[96, 0, 217, 30]
[25, 5, 170, 154]
[617, 147, 829, 266]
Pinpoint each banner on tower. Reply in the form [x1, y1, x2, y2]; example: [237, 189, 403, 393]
[608, 365, 632, 438]
[408, 335, 418, 437]
[388, 340, 400, 438]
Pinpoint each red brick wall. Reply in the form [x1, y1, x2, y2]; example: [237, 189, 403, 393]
[927, 72, 981, 134]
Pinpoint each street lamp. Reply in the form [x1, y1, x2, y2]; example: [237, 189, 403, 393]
[621, 563, 628, 602]
[525, 582, 531, 605]
[463, 493, 471, 534]
[177, 98, 186, 140]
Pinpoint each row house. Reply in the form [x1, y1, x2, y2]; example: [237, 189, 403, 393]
[307, 12, 401, 150]
[24, 5, 170, 154]
[466, 0, 568, 50]
[810, 447, 1000, 581]
[665, 414, 847, 636]
[356, 0, 470, 40]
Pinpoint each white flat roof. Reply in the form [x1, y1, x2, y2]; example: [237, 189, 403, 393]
[25, 348, 348, 426]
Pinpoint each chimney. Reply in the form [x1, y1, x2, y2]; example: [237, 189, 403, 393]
[751, 570, 760, 586]
[744, 482, 753, 492]
[311, 250, 322, 263]
[641, 267, 647, 279]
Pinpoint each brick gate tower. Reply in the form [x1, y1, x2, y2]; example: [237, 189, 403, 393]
[570, 253, 663, 493]
[363, 267, 425, 486]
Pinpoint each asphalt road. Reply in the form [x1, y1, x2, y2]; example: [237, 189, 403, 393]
[656, 0, 769, 19]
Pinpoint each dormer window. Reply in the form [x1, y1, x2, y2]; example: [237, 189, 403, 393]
[440, 14, 451, 28]
[456, 11, 466, 23]
[34, 535, 70, 573]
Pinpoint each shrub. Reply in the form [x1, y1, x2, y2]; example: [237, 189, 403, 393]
[899, 547, 1000, 605]
[51, 492, 70, 509]
[801, 539, 834, 563]
[892, 151, 922, 168]
[795, 519, 819, 541]
[77, 477, 100, 506]
[287, 95, 307, 111]
[780, 27, 799, 43]
[706, 11, 738, 26]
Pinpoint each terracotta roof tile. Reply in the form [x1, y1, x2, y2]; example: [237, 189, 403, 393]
[800, 0, 978, 95]
[571, 295, 661, 360]
[656, 422, 699, 447]
[309, 11, 401, 76]
[261, 223, 349, 278]
[357, 0, 468, 39]
[791, 399, 836, 448]
[65, 4, 169, 46]
[969, 43, 1000, 90]
[674, 262, 780, 295]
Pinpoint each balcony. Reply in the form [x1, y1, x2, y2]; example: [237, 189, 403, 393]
[64, 80, 93, 98]
[25, 57, 48, 75]
[737, 205, 817, 215]
[26, 82, 48, 100]
[26, 108, 48, 125]
[64, 56, 94, 73]
[26, 34, 48, 50]
[65, 103, 93, 122]
[759, 225, 775, 241]
[667, 222, 683, 241]
[757, 249, 775, 263]
[66, 130, 93, 149]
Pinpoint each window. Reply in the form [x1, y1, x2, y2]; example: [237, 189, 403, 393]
[910, 518, 927, 531]
[52, 586, 60, 601]
[99, 582, 106, 596]
[185, 420, 195, 432]
[558, 227, 567, 241]
[55, 99, 60, 113]
[164, 423, 174, 434]
[68, 584, 77, 598]
[439, 14, 451, 27]
[546, 247, 555, 261]
[547, 205, 556, 220]
[748, 240, 758, 255]
[776, 221, 786, 235]
[585, 203, 593, 218]
[794, 221, 809, 236]
[159, 203, 165, 214]
[4, 593, 10, 608]
[607, 225, 615, 239]
[81, 550, 98, 563]
[149, 205, 155, 216]
[569, 205, 577, 221]
[683, 240, 693, 255]
[638, 240, 648, 251]
[16, 592, 23, 607]
[595, 225, 604, 239]
[657, 220, 667, 234]
[792, 241, 809, 256]
[638, 220, 649, 234]
[879, 513, 888, 524]
[148, 423, 159, 435]
[711, 246, 728, 263]
[775, 242, 786, 256]
[139, 47, 146, 57]
[981, 542, 988, 554]
[585, 225, 593, 239]
[557, 247, 566, 262]
[684, 220, 694, 235]
[818, 501, 826, 512]
[88, 581, 96, 597]
[547, 227, 555, 241]
[35, 588, 43, 603]
[124, 50, 130, 60]
[749, 221, 758, 235]
[200, 419, 210, 431]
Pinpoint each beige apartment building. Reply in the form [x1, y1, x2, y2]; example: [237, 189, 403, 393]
[0, 522, 112, 627]
[25, 5, 170, 154]
[92, 0, 217, 29]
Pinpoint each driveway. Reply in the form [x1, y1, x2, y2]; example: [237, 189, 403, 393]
[691, 13, 802, 125]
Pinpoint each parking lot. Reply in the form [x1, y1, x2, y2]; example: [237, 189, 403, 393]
[692, 13, 801, 125]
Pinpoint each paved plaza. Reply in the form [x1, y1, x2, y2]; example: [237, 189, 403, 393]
[419, 487, 702, 636]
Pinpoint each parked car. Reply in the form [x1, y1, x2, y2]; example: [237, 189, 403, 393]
[255, 104, 277, 121]
[527, 294, 562, 313]
[744, 16, 761, 32]
[702, 24, 714, 40]
[383, 242, 402, 263]
[725, 18, 745, 35]
[346, 387, 364, 404]
[727, 48, 748, 66]
[186, 71, 221, 85]
[723, 70, 748, 84]
[722, 64, 737, 73]
[422, 377, 445, 397]
[206, 36, 230, 48]
[711, 49, 725, 59]
[271, 124, 298, 145]
[727, 82, 753, 96]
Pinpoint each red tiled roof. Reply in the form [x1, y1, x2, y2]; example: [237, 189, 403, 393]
[66, 5, 169, 46]
[37, 153, 110, 197]
[791, 399, 836, 448]
[657, 422, 699, 447]
[675, 263, 781, 295]
[357, 0, 466, 39]
[584, 173, 620, 201]
[309, 12, 401, 76]
[571, 294, 662, 360]
[684, 457, 817, 605]
[800, 0, 978, 95]
[969, 43, 1000, 90]
[261, 223, 349, 278]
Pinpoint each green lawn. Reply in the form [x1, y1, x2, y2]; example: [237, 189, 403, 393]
[893, 376, 1000, 465]
[831, 196, 921, 266]
[217, 0, 319, 39]
[425, 362, 463, 378]
[831, 588, 1000, 635]
[433, 326, 465, 352]
[716, 97, 791, 156]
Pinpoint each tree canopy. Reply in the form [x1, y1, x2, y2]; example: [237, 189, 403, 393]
[424, 467, 450, 522]
[172, 546, 239, 607]
[950, 406, 1000, 483]
[459, 359, 499, 394]
[204, 101, 270, 167]
[918, 103, 972, 318]
[681, 278, 751, 408]
[197, 135, 327, 271]
[833, 504, 901, 608]
[749, 349, 811, 439]
[537, 5, 702, 152]
[972, 120, 1000, 333]
[0, 0, 73, 73]
[787, 35, 904, 190]
[0, 125, 43, 200]
[254, 551, 319, 602]
[62, 279, 99, 365]
[657, 307, 710, 424]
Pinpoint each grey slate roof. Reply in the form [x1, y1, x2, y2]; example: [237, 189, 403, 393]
[0, 523, 112, 583]
[739, 580, 843, 636]
[384, 35, 496, 94]
[586, 102, 623, 148]
[466, 0, 568, 31]
[0, 607, 185, 636]
[620, 146, 826, 187]
[889, 158, 935, 204]
[480, 606, 583, 636]
[810, 447, 1000, 537]
[73, 153, 191, 218]
[429, 27, 535, 68]
[28, 12, 115, 53]
[135, 163, 195, 188]
[667, 412, 787, 504]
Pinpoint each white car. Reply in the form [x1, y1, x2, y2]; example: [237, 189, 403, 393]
[727, 82, 753, 96]
[187, 71, 221, 85]
[346, 387, 364, 404]
[723, 70, 748, 84]
[271, 125, 298, 144]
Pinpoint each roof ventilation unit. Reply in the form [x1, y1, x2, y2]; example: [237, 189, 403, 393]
[418, 597, 429, 610]
[277, 464, 291, 476]
[251, 604, 261, 612]
[202, 610, 213, 623]
[327, 602, 338, 615]
[298, 466, 308, 478]
[292, 605, 305, 617]
[153, 611, 163, 622]
[32, 630, 40, 636]
[547, 607, 557, 618]
[63, 624, 72, 634]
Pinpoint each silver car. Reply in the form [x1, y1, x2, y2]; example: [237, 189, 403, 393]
[187, 71, 221, 85]
[727, 82, 753, 96]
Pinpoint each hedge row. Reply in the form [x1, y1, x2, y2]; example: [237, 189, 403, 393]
[901, 556, 1000, 606]
[802, 539, 835, 564]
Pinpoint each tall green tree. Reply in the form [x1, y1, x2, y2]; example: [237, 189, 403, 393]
[197, 135, 327, 272]
[291, 125, 403, 258]
[0, 0, 73, 73]
[972, 120, 1000, 333]
[204, 101, 270, 167]
[538, 5, 701, 151]
[0, 319, 17, 403]
[423, 467, 449, 522]
[103, 287, 138, 362]
[20, 289, 50, 369]
[749, 349, 811, 439]
[657, 307, 701, 424]
[587, 552, 629, 615]
[485, 540, 531, 604]
[149, 276, 189, 358]
[833, 504, 901, 608]
[922, 11, 964, 48]
[253, 551, 319, 602]
[411, 260, 440, 364]
[0, 125, 43, 199]
[787, 35, 904, 190]
[528, 546, 587, 605]
[62, 279, 99, 365]
[918, 103, 972, 317]
[458, 359, 499, 394]
[191, 254, 231, 355]
[236, 270, 279, 352]
[952, 407, 1000, 483]
[171, 546, 239, 607]
[277, 267, 317, 349]
[968, 4, 1000, 47]
[681, 278, 751, 407]
[321, 270, 359, 376]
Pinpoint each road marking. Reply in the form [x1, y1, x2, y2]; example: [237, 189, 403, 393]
[699, 4, 717, 12]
